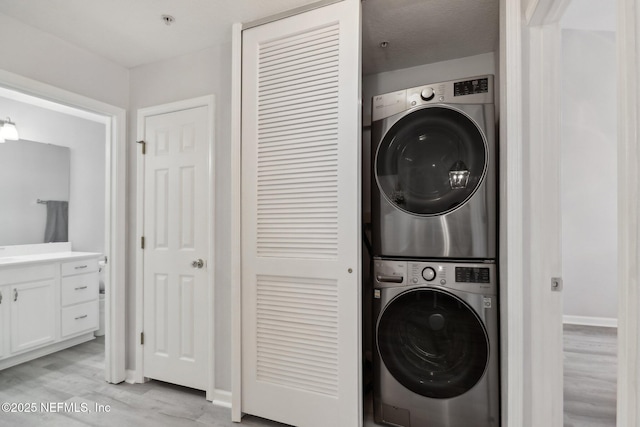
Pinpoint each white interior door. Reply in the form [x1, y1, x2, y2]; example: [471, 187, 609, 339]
[241, 1, 362, 426]
[142, 106, 209, 391]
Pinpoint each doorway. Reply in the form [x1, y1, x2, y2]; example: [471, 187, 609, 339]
[135, 96, 216, 399]
[0, 69, 126, 383]
[559, 1, 617, 425]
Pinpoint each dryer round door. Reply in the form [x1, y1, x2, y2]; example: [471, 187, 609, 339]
[375, 106, 487, 216]
[376, 288, 489, 399]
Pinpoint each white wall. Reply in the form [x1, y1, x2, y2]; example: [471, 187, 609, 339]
[560, 28, 617, 321]
[128, 44, 233, 391]
[0, 96, 107, 253]
[0, 14, 129, 109]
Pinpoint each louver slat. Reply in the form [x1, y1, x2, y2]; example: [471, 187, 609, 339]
[256, 275, 338, 396]
[256, 23, 340, 260]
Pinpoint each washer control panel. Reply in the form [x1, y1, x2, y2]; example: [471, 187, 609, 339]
[374, 258, 497, 295]
[408, 261, 496, 295]
[408, 262, 448, 286]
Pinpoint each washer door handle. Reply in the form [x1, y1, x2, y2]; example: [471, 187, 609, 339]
[376, 275, 404, 284]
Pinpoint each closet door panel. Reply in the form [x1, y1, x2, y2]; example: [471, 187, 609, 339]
[241, 1, 361, 426]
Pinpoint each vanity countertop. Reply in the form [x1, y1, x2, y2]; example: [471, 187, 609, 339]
[0, 251, 102, 267]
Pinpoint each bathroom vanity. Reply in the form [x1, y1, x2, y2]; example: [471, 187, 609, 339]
[0, 243, 101, 370]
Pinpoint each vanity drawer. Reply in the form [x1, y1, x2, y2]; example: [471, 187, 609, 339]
[61, 259, 98, 277]
[61, 301, 98, 337]
[61, 273, 98, 307]
[0, 264, 56, 286]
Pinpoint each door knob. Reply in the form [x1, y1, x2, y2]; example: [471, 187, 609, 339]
[192, 259, 204, 269]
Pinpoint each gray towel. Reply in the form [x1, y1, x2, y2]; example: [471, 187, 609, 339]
[44, 201, 68, 243]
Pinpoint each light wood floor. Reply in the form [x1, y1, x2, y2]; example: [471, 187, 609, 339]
[563, 324, 617, 427]
[0, 337, 286, 427]
[0, 326, 616, 426]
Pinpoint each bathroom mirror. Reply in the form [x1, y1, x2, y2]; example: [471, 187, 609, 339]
[0, 139, 70, 246]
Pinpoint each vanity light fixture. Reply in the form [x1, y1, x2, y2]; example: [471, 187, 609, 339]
[0, 117, 19, 141]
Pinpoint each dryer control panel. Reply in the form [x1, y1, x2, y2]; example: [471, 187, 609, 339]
[372, 74, 494, 122]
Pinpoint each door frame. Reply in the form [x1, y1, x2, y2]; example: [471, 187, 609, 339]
[521, 0, 639, 426]
[231, 21, 242, 422]
[134, 95, 216, 400]
[521, 1, 570, 426]
[0, 69, 127, 384]
[615, 0, 640, 424]
[499, 0, 526, 424]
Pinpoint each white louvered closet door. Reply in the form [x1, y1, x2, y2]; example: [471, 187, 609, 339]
[241, 1, 361, 426]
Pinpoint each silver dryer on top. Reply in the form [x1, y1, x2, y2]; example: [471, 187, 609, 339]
[371, 75, 497, 259]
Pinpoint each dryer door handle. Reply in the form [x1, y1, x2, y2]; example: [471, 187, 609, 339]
[376, 275, 404, 284]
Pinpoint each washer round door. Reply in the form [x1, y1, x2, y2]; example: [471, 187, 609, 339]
[377, 288, 489, 399]
[375, 106, 487, 216]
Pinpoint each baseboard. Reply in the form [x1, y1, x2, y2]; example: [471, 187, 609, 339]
[211, 389, 232, 408]
[125, 369, 137, 384]
[0, 333, 94, 371]
[563, 315, 618, 328]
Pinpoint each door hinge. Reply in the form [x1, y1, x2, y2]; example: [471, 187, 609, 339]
[140, 332, 144, 345]
[137, 140, 146, 155]
[141, 236, 145, 249]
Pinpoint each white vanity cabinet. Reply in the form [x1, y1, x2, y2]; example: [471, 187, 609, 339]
[0, 252, 100, 370]
[60, 259, 99, 338]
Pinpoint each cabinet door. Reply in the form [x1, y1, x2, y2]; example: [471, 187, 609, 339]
[241, 1, 362, 426]
[11, 280, 56, 354]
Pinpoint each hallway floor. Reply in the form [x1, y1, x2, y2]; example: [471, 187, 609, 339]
[563, 324, 617, 427]
[0, 325, 617, 426]
[0, 337, 284, 427]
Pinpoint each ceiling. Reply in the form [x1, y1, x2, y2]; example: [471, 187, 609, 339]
[0, 0, 499, 75]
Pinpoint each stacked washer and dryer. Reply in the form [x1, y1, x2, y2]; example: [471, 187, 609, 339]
[371, 75, 499, 427]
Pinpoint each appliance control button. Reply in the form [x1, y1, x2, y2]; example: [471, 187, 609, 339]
[412, 277, 419, 284]
[440, 279, 447, 285]
[422, 267, 436, 281]
[421, 87, 435, 101]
